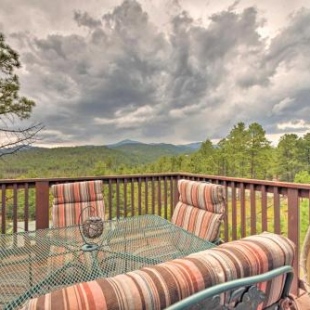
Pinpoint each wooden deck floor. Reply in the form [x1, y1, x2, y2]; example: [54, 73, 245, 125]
[295, 291, 310, 309]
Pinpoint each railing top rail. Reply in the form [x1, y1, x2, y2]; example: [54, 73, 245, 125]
[0, 173, 181, 184]
[178, 173, 310, 190]
[1, 172, 310, 191]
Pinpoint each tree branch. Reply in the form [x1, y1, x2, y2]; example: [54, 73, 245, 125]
[0, 123, 44, 157]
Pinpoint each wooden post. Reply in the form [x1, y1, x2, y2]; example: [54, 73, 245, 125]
[35, 181, 50, 229]
[287, 188, 299, 296]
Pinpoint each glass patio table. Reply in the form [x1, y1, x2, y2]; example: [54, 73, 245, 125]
[0, 214, 216, 310]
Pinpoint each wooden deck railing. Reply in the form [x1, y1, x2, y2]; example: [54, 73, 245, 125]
[1, 172, 310, 295]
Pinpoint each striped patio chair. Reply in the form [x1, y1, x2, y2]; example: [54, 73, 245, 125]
[49, 180, 106, 286]
[51, 180, 105, 227]
[171, 179, 226, 243]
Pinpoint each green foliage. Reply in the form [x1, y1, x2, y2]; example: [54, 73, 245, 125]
[138, 123, 274, 180]
[109, 143, 194, 162]
[275, 134, 302, 181]
[218, 122, 249, 177]
[211, 122, 272, 178]
[246, 123, 272, 179]
[294, 171, 310, 183]
[0, 33, 35, 119]
[0, 144, 195, 178]
[1, 122, 310, 184]
[297, 133, 310, 173]
[299, 199, 310, 247]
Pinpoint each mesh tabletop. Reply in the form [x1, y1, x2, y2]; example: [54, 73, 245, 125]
[0, 214, 215, 310]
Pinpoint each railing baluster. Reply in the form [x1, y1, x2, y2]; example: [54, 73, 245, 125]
[240, 183, 246, 238]
[138, 177, 142, 215]
[131, 178, 135, 216]
[151, 177, 155, 214]
[261, 185, 267, 232]
[24, 183, 29, 232]
[273, 187, 281, 234]
[250, 184, 256, 235]
[223, 180, 229, 242]
[124, 179, 128, 217]
[173, 177, 178, 216]
[1, 184, 6, 234]
[145, 178, 149, 215]
[13, 183, 18, 232]
[231, 182, 237, 241]
[163, 177, 168, 219]
[107, 180, 113, 220]
[158, 177, 162, 217]
[169, 178, 174, 220]
[116, 179, 120, 218]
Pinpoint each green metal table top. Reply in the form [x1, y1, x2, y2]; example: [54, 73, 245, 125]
[0, 214, 215, 310]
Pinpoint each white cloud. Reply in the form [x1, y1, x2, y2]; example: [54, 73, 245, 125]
[277, 119, 310, 130]
[95, 105, 155, 129]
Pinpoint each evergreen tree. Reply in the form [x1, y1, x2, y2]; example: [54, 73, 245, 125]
[298, 133, 310, 173]
[276, 134, 301, 181]
[0, 33, 42, 156]
[217, 123, 248, 177]
[215, 123, 273, 179]
[294, 170, 310, 183]
[246, 123, 271, 179]
[216, 138, 229, 176]
[196, 139, 217, 174]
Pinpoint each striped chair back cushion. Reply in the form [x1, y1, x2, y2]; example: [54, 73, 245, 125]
[178, 179, 225, 212]
[51, 180, 105, 228]
[171, 179, 225, 242]
[21, 232, 295, 310]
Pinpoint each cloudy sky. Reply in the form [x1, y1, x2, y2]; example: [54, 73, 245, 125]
[1, 0, 310, 147]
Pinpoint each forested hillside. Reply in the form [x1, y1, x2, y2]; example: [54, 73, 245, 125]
[137, 123, 310, 183]
[0, 143, 196, 179]
[1, 122, 310, 183]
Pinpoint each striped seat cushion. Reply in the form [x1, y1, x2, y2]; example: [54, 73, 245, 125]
[171, 203, 223, 242]
[51, 180, 105, 227]
[21, 232, 295, 310]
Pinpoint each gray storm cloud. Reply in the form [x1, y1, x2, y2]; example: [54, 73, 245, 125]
[2, 0, 310, 146]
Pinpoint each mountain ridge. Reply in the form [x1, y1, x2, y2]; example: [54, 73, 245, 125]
[107, 139, 202, 150]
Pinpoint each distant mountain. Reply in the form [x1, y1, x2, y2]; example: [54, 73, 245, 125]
[0, 144, 38, 155]
[107, 139, 143, 147]
[106, 140, 198, 162]
[179, 142, 202, 150]
[107, 139, 202, 151]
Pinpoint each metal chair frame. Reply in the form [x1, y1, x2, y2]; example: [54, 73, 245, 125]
[165, 266, 294, 310]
